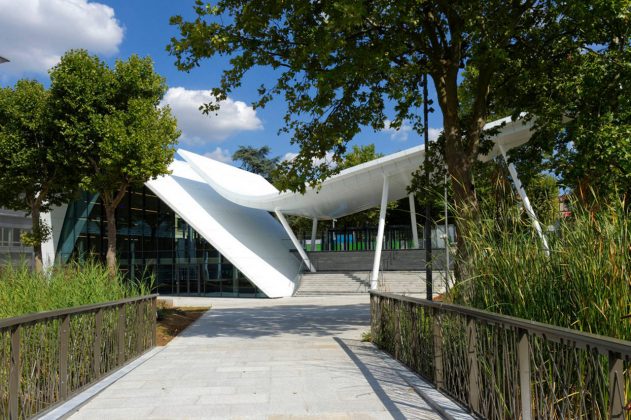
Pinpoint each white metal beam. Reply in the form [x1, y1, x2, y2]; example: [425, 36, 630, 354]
[500, 146, 550, 256]
[371, 176, 390, 288]
[275, 210, 316, 272]
[408, 194, 419, 248]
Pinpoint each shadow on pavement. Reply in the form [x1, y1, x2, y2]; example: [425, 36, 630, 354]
[177, 303, 370, 339]
[335, 338, 441, 420]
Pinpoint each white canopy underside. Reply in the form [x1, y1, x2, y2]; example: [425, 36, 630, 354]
[178, 116, 533, 219]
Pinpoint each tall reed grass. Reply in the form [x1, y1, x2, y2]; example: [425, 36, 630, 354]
[449, 197, 630, 340]
[0, 260, 151, 318]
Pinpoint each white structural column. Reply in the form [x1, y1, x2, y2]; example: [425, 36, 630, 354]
[408, 194, 419, 248]
[371, 176, 390, 289]
[40, 211, 55, 270]
[500, 146, 550, 256]
[275, 210, 316, 272]
[310, 218, 318, 252]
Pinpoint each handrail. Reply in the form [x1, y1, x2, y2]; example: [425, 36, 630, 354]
[371, 291, 631, 356]
[0, 294, 158, 329]
[1, 294, 158, 419]
[370, 291, 631, 419]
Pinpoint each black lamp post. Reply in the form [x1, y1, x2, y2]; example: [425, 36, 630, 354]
[423, 73, 433, 300]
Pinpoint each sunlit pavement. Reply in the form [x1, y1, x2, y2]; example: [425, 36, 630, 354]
[67, 295, 469, 419]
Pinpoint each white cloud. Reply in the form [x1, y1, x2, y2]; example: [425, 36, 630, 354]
[204, 147, 233, 164]
[161, 87, 263, 145]
[384, 120, 442, 143]
[428, 127, 442, 141]
[281, 152, 299, 162]
[281, 151, 336, 168]
[0, 0, 123, 75]
[314, 151, 336, 167]
[384, 120, 414, 142]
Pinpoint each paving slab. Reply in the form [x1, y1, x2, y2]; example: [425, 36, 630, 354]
[67, 295, 468, 420]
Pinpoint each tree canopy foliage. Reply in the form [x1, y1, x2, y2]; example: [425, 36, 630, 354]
[49, 50, 180, 275]
[0, 80, 78, 271]
[169, 1, 604, 204]
[232, 145, 279, 182]
[499, 10, 631, 205]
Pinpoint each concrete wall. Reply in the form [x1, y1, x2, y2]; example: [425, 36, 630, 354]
[306, 249, 449, 272]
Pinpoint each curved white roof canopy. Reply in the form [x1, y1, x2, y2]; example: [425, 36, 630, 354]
[180, 116, 533, 220]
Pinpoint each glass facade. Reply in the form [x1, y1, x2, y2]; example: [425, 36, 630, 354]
[57, 187, 266, 297]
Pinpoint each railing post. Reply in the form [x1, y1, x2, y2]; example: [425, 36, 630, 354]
[467, 317, 480, 414]
[395, 299, 401, 359]
[59, 314, 70, 399]
[432, 307, 443, 389]
[151, 297, 157, 347]
[608, 351, 625, 419]
[136, 300, 144, 354]
[93, 309, 102, 377]
[117, 304, 126, 365]
[9, 325, 20, 420]
[517, 329, 532, 420]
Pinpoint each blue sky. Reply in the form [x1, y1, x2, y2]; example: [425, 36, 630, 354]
[0, 0, 443, 164]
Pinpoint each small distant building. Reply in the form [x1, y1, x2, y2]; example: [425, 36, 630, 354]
[0, 208, 33, 267]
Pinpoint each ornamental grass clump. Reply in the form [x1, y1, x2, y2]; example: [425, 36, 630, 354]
[450, 197, 630, 341]
[0, 260, 151, 318]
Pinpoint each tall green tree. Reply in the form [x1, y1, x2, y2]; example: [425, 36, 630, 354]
[232, 145, 279, 181]
[498, 13, 631, 206]
[337, 144, 382, 171]
[0, 80, 77, 272]
[49, 50, 180, 277]
[167, 0, 599, 262]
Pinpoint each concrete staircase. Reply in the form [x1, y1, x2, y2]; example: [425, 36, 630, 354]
[294, 271, 446, 296]
[306, 249, 448, 272]
[294, 272, 370, 296]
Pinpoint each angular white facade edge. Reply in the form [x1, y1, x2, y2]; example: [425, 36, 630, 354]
[145, 161, 301, 298]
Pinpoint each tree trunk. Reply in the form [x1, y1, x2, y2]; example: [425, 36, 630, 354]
[443, 117, 480, 283]
[31, 203, 43, 273]
[431, 63, 490, 283]
[102, 186, 128, 280]
[104, 203, 117, 279]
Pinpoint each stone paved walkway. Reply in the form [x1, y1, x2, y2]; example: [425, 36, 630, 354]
[67, 296, 461, 419]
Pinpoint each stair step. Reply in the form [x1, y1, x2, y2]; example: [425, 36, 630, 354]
[294, 270, 449, 296]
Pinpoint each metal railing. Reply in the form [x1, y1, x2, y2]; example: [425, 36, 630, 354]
[298, 226, 420, 252]
[0, 294, 157, 420]
[300, 225, 454, 252]
[370, 291, 631, 419]
[323, 226, 417, 251]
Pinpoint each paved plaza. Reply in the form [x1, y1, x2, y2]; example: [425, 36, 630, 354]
[65, 295, 469, 419]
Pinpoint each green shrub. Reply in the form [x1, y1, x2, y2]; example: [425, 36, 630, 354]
[449, 197, 630, 340]
[0, 260, 152, 318]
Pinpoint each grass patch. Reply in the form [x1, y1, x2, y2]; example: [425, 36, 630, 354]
[450, 197, 630, 340]
[0, 260, 152, 318]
